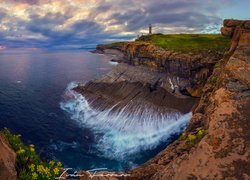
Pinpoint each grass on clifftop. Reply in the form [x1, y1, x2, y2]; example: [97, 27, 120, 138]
[136, 34, 230, 53]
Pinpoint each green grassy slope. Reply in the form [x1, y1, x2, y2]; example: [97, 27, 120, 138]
[136, 34, 230, 53]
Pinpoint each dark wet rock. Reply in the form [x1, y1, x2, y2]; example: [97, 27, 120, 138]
[74, 64, 197, 114]
[110, 59, 122, 63]
[90, 49, 104, 54]
[75, 81, 196, 114]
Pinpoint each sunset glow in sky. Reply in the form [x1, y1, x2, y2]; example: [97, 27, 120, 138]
[0, 0, 249, 49]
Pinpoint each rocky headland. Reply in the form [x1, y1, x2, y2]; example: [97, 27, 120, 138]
[75, 34, 229, 116]
[0, 19, 249, 180]
[129, 20, 250, 179]
[75, 19, 250, 179]
[93, 37, 227, 98]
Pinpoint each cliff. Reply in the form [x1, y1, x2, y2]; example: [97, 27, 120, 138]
[72, 20, 250, 179]
[0, 133, 17, 180]
[96, 35, 229, 97]
[130, 19, 250, 179]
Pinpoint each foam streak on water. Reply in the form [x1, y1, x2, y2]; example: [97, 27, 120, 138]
[60, 82, 192, 161]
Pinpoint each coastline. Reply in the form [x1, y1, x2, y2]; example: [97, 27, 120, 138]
[0, 19, 249, 180]
[73, 19, 250, 179]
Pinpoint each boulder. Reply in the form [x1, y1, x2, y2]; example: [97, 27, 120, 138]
[244, 20, 250, 29]
[223, 19, 243, 27]
[221, 27, 234, 37]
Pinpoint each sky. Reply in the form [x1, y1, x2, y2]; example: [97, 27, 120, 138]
[0, 0, 249, 49]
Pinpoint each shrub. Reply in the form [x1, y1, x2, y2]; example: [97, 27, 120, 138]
[180, 127, 207, 148]
[214, 62, 221, 68]
[178, 133, 187, 141]
[196, 127, 207, 139]
[210, 76, 218, 83]
[2, 128, 63, 180]
[186, 134, 197, 147]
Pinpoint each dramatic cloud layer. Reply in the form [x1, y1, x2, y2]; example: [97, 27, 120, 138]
[0, 0, 247, 49]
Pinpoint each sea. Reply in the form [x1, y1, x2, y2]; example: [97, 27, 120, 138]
[0, 49, 191, 171]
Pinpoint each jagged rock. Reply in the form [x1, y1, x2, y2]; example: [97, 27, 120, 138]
[221, 27, 234, 37]
[223, 19, 243, 27]
[244, 20, 250, 29]
[222, 19, 250, 53]
[0, 133, 17, 180]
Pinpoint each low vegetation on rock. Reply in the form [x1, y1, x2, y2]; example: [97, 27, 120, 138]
[178, 127, 207, 148]
[210, 75, 219, 83]
[1, 128, 63, 180]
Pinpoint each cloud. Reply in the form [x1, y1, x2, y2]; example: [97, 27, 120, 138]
[3, 0, 39, 5]
[0, 0, 239, 49]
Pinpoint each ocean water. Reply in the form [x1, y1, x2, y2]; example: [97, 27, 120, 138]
[0, 49, 191, 171]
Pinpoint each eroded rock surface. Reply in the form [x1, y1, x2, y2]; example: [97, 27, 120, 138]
[74, 63, 197, 114]
[0, 133, 17, 180]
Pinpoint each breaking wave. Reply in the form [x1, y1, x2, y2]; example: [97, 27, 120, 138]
[60, 82, 192, 161]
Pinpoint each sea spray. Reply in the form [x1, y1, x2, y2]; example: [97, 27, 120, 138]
[60, 82, 192, 161]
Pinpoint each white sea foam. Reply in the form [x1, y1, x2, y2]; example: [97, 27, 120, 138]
[109, 61, 119, 65]
[60, 82, 192, 160]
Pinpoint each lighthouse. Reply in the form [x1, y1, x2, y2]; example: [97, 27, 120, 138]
[149, 24, 152, 35]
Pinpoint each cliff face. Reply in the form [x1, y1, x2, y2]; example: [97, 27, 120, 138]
[130, 19, 250, 180]
[0, 133, 17, 180]
[96, 40, 226, 97]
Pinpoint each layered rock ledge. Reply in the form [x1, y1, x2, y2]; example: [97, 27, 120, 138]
[74, 63, 197, 114]
[94, 38, 228, 97]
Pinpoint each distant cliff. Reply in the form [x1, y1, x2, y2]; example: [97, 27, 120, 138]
[95, 35, 229, 97]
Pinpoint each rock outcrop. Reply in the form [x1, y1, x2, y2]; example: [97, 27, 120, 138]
[96, 41, 227, 97]
[130, 19, 250, 180]
[0, 133, 17, 180]
[74, 63, 197, 115]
